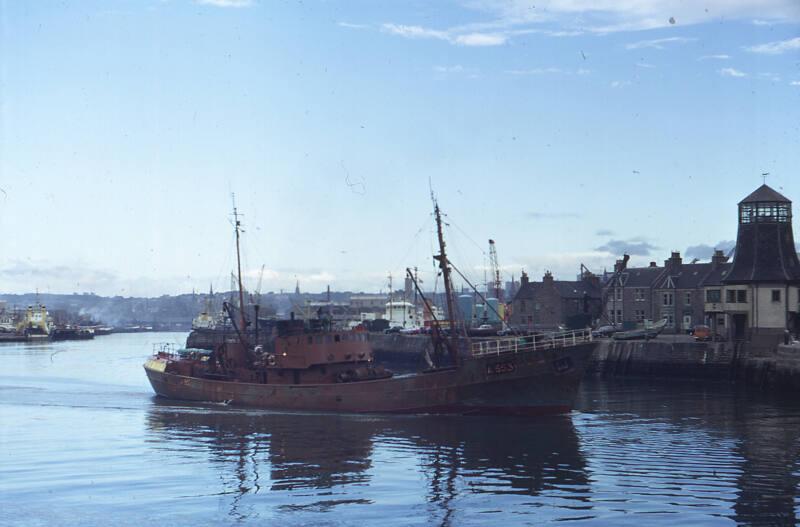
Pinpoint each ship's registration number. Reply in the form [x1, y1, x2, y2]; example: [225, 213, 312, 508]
[487, 361, 516, 375]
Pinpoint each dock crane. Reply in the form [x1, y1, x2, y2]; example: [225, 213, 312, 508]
[488, 239, 503, 302]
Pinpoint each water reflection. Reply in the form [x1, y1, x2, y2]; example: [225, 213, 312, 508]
[145, 402, 588, 524]
[577, 379, 800, 525]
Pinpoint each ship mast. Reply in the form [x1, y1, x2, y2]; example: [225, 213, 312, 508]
[232, 194, 247, 333]
[431, 193, 460, 363]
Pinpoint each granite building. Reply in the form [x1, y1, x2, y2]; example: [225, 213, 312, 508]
[510, 270, 602, 331]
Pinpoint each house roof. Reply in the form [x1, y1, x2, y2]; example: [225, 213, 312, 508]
[739, 184, 791, 204]
[513, 278, 601, 302]
[700, 263, 732, 287]
[655, 263, 714, 290]
[615, 266, 663, 288]
[552, 280, 601, 299]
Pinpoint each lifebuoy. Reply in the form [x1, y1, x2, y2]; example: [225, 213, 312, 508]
[266, 354, 276, 366]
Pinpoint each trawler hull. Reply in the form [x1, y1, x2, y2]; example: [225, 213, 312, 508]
[144, 342, 595, 415]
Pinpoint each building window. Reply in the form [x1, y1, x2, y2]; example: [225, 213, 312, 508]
[663, 293, 673, 306]
[635, 288, 646, 301]
[740, 204, 753, 224]
[707, 289, 721, 303]
[615, 310, 623, 324]
[777, 204, 790, 222]
[737, 290, 747, 303]
[614, 288, 622, 301]
[717, 316, 725, 327]
[635, 310, 645, 322]
[685, 292, 692, 306]
[663, 312, 674, 326]
[772, 289, 781, 302]
[520, 300, 526, 312]
[726, 290, 736, 303]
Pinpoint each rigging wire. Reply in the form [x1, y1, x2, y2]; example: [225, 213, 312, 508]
[391, 214, 434, 278]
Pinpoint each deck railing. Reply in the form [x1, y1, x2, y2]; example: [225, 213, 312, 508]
[471, 328, 593, 358]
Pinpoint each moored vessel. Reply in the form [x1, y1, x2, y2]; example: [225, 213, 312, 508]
[144, 197, 595, 415]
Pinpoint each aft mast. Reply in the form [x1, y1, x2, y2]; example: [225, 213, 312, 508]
[431, 193, 461, 365]
[232, 194, 247, 334]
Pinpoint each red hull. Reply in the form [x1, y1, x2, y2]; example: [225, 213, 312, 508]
[145, 342, 595, 416]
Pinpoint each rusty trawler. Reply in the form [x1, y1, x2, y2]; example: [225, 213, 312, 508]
[144, 198, 596, 415]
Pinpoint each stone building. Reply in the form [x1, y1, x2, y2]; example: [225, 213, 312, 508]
[709, 184, 800, 342]
[604, 262, 663, 328]
[510, 270, 602, 331]
[604, 251, 732, 333]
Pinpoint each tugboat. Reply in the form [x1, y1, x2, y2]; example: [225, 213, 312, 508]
[144, 198, 595, 415]
[19, 304, 53, 341]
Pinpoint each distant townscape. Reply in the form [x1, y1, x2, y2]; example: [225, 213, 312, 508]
[2, 183, 799, 345]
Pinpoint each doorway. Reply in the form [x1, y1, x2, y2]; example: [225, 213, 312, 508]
[732, 313, 747, 341]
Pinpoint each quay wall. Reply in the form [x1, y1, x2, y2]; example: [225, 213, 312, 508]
[589, 339, 736, 379]
[370, 334, 800, 391]
[591, 338, 800, 391]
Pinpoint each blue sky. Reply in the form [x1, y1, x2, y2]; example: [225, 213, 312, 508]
[1, 0, 799, 296]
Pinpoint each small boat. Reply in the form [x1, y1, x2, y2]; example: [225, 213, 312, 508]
[612, 318, 668, 341]
[144, 198, 595, 415]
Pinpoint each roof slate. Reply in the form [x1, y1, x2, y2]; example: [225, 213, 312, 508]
[654, 263, 714, 290]
[700, 263, 732, 287]
[618, 266, 663, 288]
[739, 184, 791, 204]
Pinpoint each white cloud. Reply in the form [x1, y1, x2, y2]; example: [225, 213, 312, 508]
[626, 37, 696, 50]
[381, 24, 506, 46]
[434, 65, 465, 73]
[479, 0, 800, 33]
[698, 54, 731, 60]
[338, 22, 368, 29]
[454, 33, 507, 46]
[610, 80, 632, 88]
[719, 67, 747, 77]
[790, 81, 800, 86]
[381, 24, 449, 41]
[196, 0, 253, 7]
[380, 2, 800, 47]
[636, 62, 656, 68]
[745, 37, 800, 55]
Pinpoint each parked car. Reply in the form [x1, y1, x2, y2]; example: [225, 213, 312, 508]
[692, 324, 717, 342]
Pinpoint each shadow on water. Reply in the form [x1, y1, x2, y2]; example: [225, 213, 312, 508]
[144, 400, 588, 524]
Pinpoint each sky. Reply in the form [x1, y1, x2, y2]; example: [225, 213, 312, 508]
[1, 0, 799, 297]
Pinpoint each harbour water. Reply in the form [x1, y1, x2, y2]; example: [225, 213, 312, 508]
[2, 333, 799, 526]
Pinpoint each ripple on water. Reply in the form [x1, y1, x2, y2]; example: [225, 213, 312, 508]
[3, 337, 800, 525]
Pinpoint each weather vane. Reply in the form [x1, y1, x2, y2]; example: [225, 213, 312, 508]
[761, 172, 770, 185]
